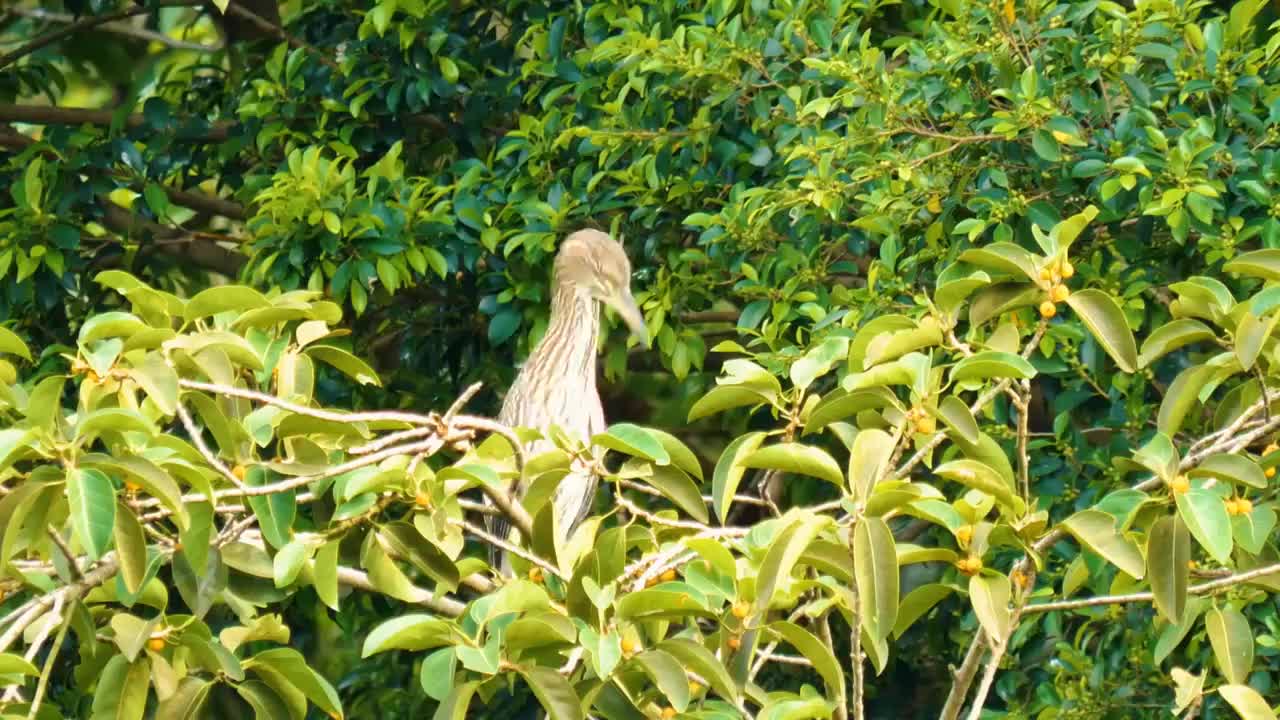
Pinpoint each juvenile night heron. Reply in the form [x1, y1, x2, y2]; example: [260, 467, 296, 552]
[488, 229, 649, 575]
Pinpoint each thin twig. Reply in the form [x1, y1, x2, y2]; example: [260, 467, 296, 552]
[8, 7, 221, 52]
[0, 0, 204, 68]
[938, 631, 987, 720]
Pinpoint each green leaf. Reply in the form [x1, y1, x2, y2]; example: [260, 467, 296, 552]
[646, 427, 704, 480]
[1061, 509, 1146, 579]
[518, 666, 584, 720]
[755, 513, 829, 612]
[687, 385, 766, 422]
[805, 388, 897, 433]
[768, 621, 845, 702]
[1206, 606, 1254, 685]
[90, 655, 150, 720]
[79, 311, 147, 345]
[1218, 684, 1277, 720]
[235, 680, 294, 720]
[114, 502, 148, 595]
[937, 396, 979, 444]
[958, 243, 1039, 281]
[1233, 506, 1275, 555]
[1190, 454, 1267, 489]
[950, 351, 1037, 384]
[1176, 489, 1233, 565]
[1139, 319, 1215, 368]
[183, 286, 270, 322]
[740, 443, 844, 488]
[1065, 289, 1138, 373]
[0, 653, 38, 676]
[433, 682, 480, 720]
[419, 648, 456, 701]
[376, 521, 460, 590]
[129, 352, 179, 416]
[893, 584, 954, 639]
[657, 638, 740, 705]
[631, 650, 690, 711]
[272, 539, 311, 588]
[244, 648, 343, 718]
[0, 327, 32, 362]
[592, 423, 670, 464]
[362, 614, 455, 656]
[711, 432, 765, 524]
[853, 516, 898, 641]
[1235, 311, 1279, 371]
[314, 541, 340, 611]
[969, 573, 1012, 645]
[848, 428, 895, 501]
[932, 459, 1025, 516]
[1157, 364, 1216, 437]
[643, 465, 709, 523]
[305, 345, 382, 386]
[68, 467, 116, 561]
[1147, 515, 1190, 624]
[1224, 249, 1280, 282]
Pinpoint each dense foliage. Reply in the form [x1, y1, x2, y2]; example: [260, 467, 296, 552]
[4, 0, 1280, 718]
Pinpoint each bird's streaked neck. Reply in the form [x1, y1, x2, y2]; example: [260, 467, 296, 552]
[528, 281, 601, 384]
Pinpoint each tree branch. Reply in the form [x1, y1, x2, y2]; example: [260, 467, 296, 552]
[0, 0, 205, 69]
[8, 7, 221, 53]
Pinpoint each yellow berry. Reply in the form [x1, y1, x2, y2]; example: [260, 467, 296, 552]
[727, 636, 742, 650]
[661, 568, 677, 582]
[731, 601, 750, 619]
[528, 567, 544, 583]
[147, 636, 166, 652]
[1052, 284, 1070, 302]
[956, 557, 983, 576]
[955, 525, 974, 547]
[414, 491, 431, 508]
[1265, 443, 1279, 455]
[1267, 467, 1276, 479]
[124, 481, 143, 494]
[689, 681, 702, 694]
[1237, 498, 1253, 515]
[1168, 475, 1190, 494]
[621, 637, 638, 654]
[1060, 261, 1075, 279]
[915, 415, 936, 434]
[1039, 301, 1057, 318]
[1039, 267, 1053, 281]
[661, 708, 677, 719]
[231, 464, 247, 481]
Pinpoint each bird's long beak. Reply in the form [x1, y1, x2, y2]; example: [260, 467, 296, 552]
[607, 289, 650, 348]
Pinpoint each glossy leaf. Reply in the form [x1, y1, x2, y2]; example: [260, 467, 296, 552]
[1061, 510, 1145, 579]
[1206, 606, 1254, 685]
[740, 442, 844, 488]
[1065, 289, 1138, 373]
[1176, 489, 1234, 565]
[68, 467, 116, 561]
[853, 516, 898, 641]
[1147, 515, 1190, 624]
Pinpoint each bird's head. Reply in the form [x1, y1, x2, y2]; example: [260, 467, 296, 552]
[555, 229, 650, 348]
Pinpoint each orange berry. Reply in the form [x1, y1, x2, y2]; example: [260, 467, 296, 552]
[645, 576, 658, 588]
[915, 415, 936, 434]
[1051, 284, 1070, 302]
[1060, 261, 1075, 279]
[731, 601, 750, 619]
[1039, 301, 1056, 318]
[956, 557, 983, 576]
[147, 636, 166, 652]
[231, 464, 247, 481]
[124, 481, 142, 494]
[660, 568, 676, 582]
[1267, 467, 1276, 479]
[1168, 475, 1190, 494]
[727, 636, 741, 650]
[414, 491, 431, 508]
[661, 708, 677, 719]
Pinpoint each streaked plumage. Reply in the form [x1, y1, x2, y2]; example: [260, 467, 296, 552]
[488, 229, 648, 575]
